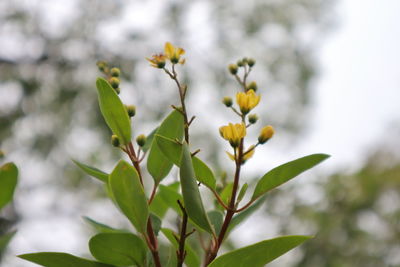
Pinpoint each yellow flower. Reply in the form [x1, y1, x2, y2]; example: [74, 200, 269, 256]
[258, 125, 274, 144]
[164, 42, 185, 64]
[226, 145, 256, 163]
[236, 89, 261, 114]
[146, 54, 166, 68]
[219, 123, 246, 147]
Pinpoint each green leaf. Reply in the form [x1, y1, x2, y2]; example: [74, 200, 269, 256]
[156, 135, 216, 189]
[179, 143, 214, 234]
[0, 230, 16, 253]
[18, 252, 113, 267]
[142, 127, 158, 153]
[192, 157, 216, 190]
[208, 235, 312, 267]
[83, 216, 126, 234]
[72, 160, 108, 183]
[149, 193, 169, 219]
[161, 228, 200, 267]
[109, 160, 149, 233]
[220, 183, 233, 206]
[147, 110, 184, 182]
[96, 77, 131, 145]
[157, 184, 183, 215]
[252, 154, 330, 200]
[149, 213, 162, 236]
[236, 183, 248, 205]
[207, 211, 224, 235]
[89, 233, 147, 266]
[0, 162, 18, 210]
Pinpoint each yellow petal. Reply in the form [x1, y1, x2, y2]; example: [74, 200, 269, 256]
[164, 42, 174, 58]
[226, 151, 236, 161]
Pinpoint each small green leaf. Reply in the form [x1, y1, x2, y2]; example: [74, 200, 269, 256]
[156, 135, 216, 189]
[252, 154, 330, 200]
[220, 183, 233, 206]
[161, 228, 200, 267]
[207, 211, 224, 235]
[149, 213, 162, 236]
[109, 160, 149, 233]
[236, 183, 248, 205]
[89, 233, 147, 266]
[147, 110, 184, 182]
[72, 160, 108, 183]
[0, 162, 18, 210]
[208, 235, 312, 267]
[18, 252, 113, 267]
[157, 184, 183, 215]
[179, 143, 214, 234]
[96, 77, 131, 145]
[0, 230, 16, 253]
[83, 216, 126, 234]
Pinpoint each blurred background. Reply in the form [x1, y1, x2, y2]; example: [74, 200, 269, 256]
[0, 0, 399, 266]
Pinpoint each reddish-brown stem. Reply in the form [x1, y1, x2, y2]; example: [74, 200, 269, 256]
[205, 139, 244, 265]
[148, 182, 158, 205]
[177, 200, 189, 267]
[210, 189, 230, 211]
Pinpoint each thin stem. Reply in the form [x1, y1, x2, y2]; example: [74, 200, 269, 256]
[210, 189, 231, 210]
[177, 200, 189, 267]
[148, 182, 158, 205]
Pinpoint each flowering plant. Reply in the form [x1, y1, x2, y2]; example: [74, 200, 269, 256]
[20, 42, 329, 267]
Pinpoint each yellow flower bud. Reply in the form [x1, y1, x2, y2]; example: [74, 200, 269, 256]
[125, 105, 136, 117]
[248, 114, 258, 124]
[236, 89, 261, 114]
[222, 97, 233, 107]
[111, 135, 120, 147]
[247, 58, 256, 67]
[258, 125, 274, 144]
[164, 42, 185, 64]
[109, 77, 120, 89]
[96, 61, 108, 72]
[246, 81, 258, 91]
[110, 67, 121, 77]
[146, 54, 166, 68]
[219, 123, 246, 147]
[136, 134, 146, 147]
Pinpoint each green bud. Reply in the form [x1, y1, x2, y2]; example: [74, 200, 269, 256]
[228, 64, 238, 75]
[222, 96, 233, 107]
[110, 67, 121, 77]
[125, 105, 136, 117]
[114, 87, 120, 94]
[136, 134, 146, 147]
[109, 77, 120, 89]
[237, 60, 244, 67]
[248, 114, 258, 124]
[111, 135, 120, 147]
[247, 58, 255, 67]
[246, 81, 258, 91]
[242, 57, 248, 64]
[96, 61, 108, 72]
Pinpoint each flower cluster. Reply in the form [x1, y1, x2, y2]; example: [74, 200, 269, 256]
[146, 42, 185, 68]
[219, 58, 274, 164]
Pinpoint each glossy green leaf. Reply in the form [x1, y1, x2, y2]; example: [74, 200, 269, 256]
[89, 233, 147, 266]
[207, 211, 224, 235]
[156, 135, 216, 189]
[72, 160, 108, 183]
[0, 230, 16, 253]
[150, 213, 162, 236]
[96, 77, 131, 145]
[252, 154, 330, 200]
[209, 235, 312, 267]
[83, 216, 126, 234]
[109, 160, 148, 233]
[0, 162, 18, 210]
[161, 228, 200, 267]
[149, 193, 169, 218]
[147, 110, 184, 182]
[179, 143, 214, 234]
[18, 252, 113, 267]
[157, 184, 183, 215]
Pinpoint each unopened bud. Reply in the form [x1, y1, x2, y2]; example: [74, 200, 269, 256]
[96, 61, 108, 72]
[247, 58, 256, 67]
[246, 81, 258, 91]
[136, 134, 146, 147]
[222, 97, 233, 107]
[237, 60, 244, 67]
[111, 135, 120, 147]
[110, 67, 120, 77]
[125, 105, 136, 117]
[258, 125, 274, 144]
[228, 64, 238, 75]
[114, 87, 120, 94]
[109, 77, 120, 89]
[248, 114, 258, 124]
